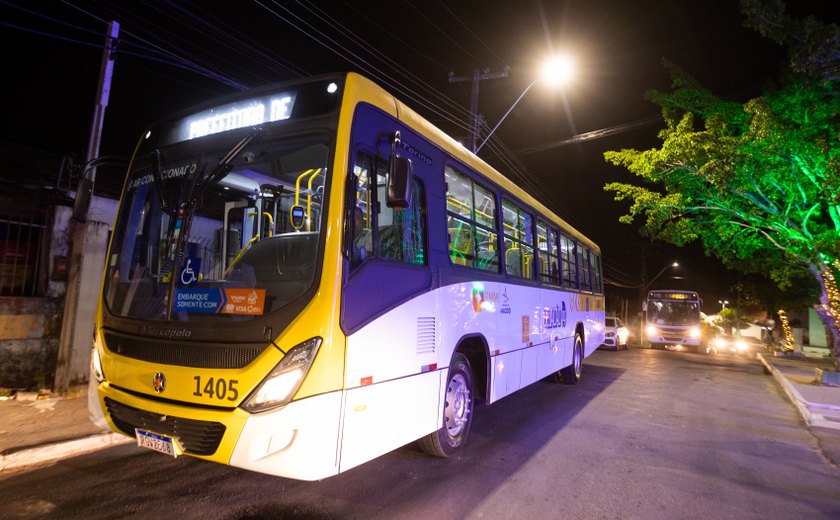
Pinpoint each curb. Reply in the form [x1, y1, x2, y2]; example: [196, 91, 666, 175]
[757, 353, 840, 431]
[0, 431, 132, 473]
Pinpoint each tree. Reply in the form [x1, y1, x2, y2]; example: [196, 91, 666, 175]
[603, 3, 839, 367]
[716, 308, 752, 335]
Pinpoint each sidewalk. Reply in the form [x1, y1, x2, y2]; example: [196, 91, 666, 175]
[2, 352, 840, 474]
[757, 351, 840, 430]
[0, 385, 130, 474]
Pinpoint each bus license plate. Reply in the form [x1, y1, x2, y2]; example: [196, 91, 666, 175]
[135, 429, 178, 457]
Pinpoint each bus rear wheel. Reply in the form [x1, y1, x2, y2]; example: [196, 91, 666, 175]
[558, 334, 583, 385]
[418, 353, 474, 457]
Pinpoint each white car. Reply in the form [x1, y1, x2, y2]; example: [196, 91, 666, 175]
[602, 317, 629, 350]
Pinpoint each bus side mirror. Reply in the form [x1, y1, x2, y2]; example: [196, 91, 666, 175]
[387, 155, 412, 208]
[641, 301, 647, 311]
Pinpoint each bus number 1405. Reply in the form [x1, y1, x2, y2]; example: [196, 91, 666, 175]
[193, 376, 239, 401]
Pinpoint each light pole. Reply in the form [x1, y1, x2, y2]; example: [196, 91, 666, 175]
[639, 262, 679, 347]
[474, 55, 574, 154]
[718, 299, 729, 311]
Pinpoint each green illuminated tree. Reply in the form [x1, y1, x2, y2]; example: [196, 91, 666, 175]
[603, 3, 839, 367]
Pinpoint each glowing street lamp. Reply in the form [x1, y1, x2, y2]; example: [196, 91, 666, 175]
[718, 299, 729, 311]
[642, 262, 679, 294]
[474, 55, 575, 154]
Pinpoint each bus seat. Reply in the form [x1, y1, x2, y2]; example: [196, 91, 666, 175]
[505, 248, 522, 277]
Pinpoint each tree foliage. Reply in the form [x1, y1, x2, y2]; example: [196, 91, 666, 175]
[603, 2, 839, 365]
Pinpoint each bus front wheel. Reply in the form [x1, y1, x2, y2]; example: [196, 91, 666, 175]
[418, 353, 474, 457]
[558, 334, 583, 385]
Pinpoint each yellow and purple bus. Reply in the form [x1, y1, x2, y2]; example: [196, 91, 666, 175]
[89, 72, 605, 480]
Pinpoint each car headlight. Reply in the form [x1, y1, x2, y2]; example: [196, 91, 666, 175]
[646, 324, 658, 337]
[242, 337, 321, 413]
[712, 337, 726, 348]
[735, 339, 747, 351]
[689, 327, 701, 338]
[91, 338, 105, 383]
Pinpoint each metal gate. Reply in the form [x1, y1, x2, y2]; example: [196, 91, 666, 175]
[0, 209, 45, 296]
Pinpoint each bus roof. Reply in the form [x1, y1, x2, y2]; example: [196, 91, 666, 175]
[343, 72, 599, 253]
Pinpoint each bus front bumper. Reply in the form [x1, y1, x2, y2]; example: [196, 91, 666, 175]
[93, 382, 344, 481]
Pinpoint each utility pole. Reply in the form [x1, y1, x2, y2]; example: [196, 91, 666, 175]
[55, 21, 119, 393]
[85, 21, 119, 185]
[449, 67, 509, 152]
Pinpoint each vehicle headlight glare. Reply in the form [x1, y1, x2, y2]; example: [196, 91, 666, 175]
[242, 337, 321, 413]
[91, 340, 105, 383]
[689, 327, 701, 338]
[646, 324, 658, 337]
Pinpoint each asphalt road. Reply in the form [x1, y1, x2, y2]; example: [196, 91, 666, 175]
[2, 349, 840, 519]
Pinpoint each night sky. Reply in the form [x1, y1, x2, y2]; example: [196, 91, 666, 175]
[3, 0, 835, 314]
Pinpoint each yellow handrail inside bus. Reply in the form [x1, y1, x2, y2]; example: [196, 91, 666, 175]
[224, 234, 259, 278]
[263, 211, 274, 237]
[294, 168, 316, 206]
[306, 169, 320, 231]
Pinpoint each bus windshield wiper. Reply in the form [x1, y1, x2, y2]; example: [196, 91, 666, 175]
[164, 127, 263, 320]
[189, 127, 264, 207]
[150, 149, 180, 216]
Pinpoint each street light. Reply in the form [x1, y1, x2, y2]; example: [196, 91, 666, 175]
[642, 262, 679, 294]
[718, 300, 729, 311]
[474, 55, 574, 154]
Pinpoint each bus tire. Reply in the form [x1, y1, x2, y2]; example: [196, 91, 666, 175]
[559, 334, 583, 385]
[418, 353, 474, 457]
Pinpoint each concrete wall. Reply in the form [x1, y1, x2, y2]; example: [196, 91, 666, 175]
[0, 198, 117, 391]
[809, 308, 828, 348]
[0, 297, 59, 390]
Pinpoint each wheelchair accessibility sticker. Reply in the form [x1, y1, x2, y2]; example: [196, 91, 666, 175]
[179, 258, 201, 287]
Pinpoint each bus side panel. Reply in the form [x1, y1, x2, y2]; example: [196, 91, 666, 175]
[339, 370, 443, 473]
[345, 290, 439, 386]
[341, 290, 441, 466]
[491, 350, 522, 402]
[535, 286, 563, 380]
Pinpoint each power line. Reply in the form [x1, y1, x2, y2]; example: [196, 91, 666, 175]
[516, 116, 663, 155]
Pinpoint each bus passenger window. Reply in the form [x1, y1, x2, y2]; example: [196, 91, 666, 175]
[590, 251, 603, 293]
[537, 220, 560, 285]
[578, 246, 592, 291]
[445, 166, 498, 271]
[561, 233, 577, 289]
[502, 199, 534, 279]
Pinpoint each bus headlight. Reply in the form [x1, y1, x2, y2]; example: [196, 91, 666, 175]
[689, 327, 701, 338]
[646, 324, 658, 337]
[91, 339, 105, 383]
[242, 337, 321, 413]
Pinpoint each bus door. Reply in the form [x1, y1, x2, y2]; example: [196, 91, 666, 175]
[340, 123, 432, 334]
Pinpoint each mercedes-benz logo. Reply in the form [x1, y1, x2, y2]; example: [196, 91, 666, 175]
[152, 372, 166, 393]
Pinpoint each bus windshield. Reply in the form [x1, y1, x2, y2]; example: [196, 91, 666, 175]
[104, 130, 331, 322]
[646, 300, 700, 325]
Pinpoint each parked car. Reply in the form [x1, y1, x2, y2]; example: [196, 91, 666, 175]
[602, 316, 629, 350]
